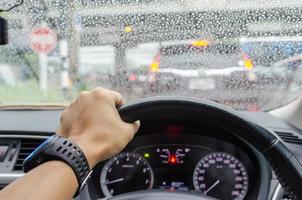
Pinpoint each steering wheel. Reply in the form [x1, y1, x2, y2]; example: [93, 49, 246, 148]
[114, 97, 302, 200]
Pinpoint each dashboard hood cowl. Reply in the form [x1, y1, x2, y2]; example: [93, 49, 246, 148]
[0, 104, 67, 111]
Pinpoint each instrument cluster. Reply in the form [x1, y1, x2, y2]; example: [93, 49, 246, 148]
[99, 144, 251, 200]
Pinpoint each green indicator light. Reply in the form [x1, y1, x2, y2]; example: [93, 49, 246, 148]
[144, 153, 150, 158]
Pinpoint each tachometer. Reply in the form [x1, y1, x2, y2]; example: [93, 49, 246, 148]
[100, 152, 154, 197]
[193, 152, 249, 200]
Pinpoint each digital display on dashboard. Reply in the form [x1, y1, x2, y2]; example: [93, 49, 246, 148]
[155, 168, 189, 191]
[0, 145, 9, 161]
[135, 144, 212, 191]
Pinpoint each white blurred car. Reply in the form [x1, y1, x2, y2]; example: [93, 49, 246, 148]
[0, 64, 16, 86]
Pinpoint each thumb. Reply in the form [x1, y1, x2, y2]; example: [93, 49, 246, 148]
[124, 120, 140, 136]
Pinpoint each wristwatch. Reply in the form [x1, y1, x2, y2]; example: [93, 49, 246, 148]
[23, 135, 93, 197]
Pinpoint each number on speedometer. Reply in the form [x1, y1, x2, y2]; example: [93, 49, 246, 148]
[193, 152, 249, 200]
[100, 152, 154, 197]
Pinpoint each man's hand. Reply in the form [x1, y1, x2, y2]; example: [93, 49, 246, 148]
[57, 87, 140, 168]
[0, 87, 138, 200]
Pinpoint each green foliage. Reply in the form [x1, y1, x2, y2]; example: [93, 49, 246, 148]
[0, 80, 68, 104]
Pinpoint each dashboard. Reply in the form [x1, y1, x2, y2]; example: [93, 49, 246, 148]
[0, 109, 302, 200]
[88, 121, 263, 200]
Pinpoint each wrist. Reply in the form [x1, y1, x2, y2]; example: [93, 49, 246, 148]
[40, 160, 78, 180]
[23, 135, 92, 197]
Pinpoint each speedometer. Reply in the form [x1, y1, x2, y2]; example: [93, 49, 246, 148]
[100, 152, 154, 197]
[193, 152, 249, 200]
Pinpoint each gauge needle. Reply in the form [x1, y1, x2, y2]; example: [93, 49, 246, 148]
[106, 178, 124, 185]
[204, 180, 220, 195]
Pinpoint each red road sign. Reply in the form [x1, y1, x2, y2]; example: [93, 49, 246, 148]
[29, 27, 57, 54]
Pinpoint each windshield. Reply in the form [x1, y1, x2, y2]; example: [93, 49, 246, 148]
[1, 0, 302, 111]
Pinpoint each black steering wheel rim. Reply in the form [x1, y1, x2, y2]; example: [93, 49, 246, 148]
[117, 96, 302, 199]
[109, 190, 216, 200]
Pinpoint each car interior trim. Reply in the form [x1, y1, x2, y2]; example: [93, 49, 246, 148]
[271, 184, 283, 200]
[0, 134, 49, 139]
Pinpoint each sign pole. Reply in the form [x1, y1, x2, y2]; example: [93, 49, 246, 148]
[29, 26, 57, 99]
[59, 40, 70, 97]
[39, 53, 48, 97]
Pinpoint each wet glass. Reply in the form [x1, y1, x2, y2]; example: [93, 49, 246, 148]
[0, 0, 302, 111]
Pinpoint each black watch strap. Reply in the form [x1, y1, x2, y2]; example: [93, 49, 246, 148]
[23, 135, 92, 196]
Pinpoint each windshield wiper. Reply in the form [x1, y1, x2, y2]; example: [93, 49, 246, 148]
[0, 0, 24, 12]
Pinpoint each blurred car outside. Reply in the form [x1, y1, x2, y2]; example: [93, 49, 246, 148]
[145, 39, 250, 94]
[146, 37, 302, 93]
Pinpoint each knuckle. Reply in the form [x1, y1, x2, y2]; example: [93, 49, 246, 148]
[92, 87, 103, 90]
[92, 87, 105, 94]
[92, 88, 110, 99]
[79, 91, 89, 99]
[111, 90, 122, 98]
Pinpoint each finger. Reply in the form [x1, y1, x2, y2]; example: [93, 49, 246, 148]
[110, 91, 125, 108]
[91, 87, 125, 107]
[133, 120, 140, 134]
[123, 120, 140, 138]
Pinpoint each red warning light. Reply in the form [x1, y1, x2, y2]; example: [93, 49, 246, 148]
[170, 155, 177, 164]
